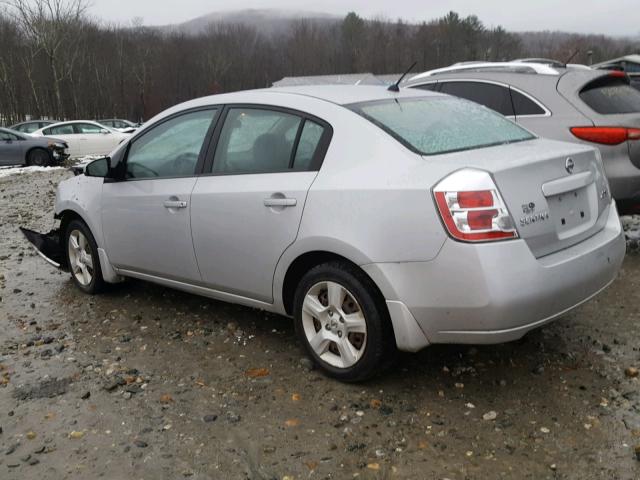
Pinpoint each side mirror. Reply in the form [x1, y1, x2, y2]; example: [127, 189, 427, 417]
[84, 157, 111, 178]
[100, 129, 110, 134]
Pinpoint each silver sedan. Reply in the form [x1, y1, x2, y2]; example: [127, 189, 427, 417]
[0, 127, 69, 166]
[22, 86, 625, 381]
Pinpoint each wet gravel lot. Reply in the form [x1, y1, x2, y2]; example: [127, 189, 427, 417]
[1, 167, 639, 479]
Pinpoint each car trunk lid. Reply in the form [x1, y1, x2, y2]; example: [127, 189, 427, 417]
[432, 139, 612, 258]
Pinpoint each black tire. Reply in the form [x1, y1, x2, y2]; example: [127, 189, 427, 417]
[64, 219, 105, 294]
[26, 148, 51, 167]
[293, 261, 396, 382]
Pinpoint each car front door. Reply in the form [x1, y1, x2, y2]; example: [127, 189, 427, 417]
[101, 108, 219, 282]
[190, 106, 331, 302]
[0, 131, 24, 165]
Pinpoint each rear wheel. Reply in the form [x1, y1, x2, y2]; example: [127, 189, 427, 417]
[293, 261, 395, 382]
[65, 219, 104, 294]
[26, 148, 51, 167]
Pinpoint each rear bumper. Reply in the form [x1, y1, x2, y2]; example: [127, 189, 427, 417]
[603, 150, 640, 201]
[364, 203, 625, 351]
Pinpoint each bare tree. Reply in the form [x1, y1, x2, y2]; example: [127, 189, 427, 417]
[3, 0, 87, 118]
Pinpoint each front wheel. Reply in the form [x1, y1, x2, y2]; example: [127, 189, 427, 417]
[26, 148, 51, 167]
[65, 219, 104, 294]
[293, 261, 395, 382]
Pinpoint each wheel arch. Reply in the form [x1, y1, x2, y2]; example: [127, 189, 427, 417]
[280, 250, 387, 317]
[25, 146, 52, 165]
[57, 209, 89, 239]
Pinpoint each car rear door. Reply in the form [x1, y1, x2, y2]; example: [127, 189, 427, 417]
[101, 108, 219, 282]
[45, 124, 79, 156]
[190, 106, 332, 302]
[75, 123, 111, 155]
[438, 81, 516, 117]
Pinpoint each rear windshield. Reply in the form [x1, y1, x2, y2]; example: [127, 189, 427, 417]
[580, 77, 640, 114]
[348, 97, 534, 155]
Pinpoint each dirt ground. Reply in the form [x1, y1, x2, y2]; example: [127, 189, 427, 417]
[1, 167, 639, 480]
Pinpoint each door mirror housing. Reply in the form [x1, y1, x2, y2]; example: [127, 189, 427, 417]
[100, 129, 110, 134]
[84, 157, 111, 178]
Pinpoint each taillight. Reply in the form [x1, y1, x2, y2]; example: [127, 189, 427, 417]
[570, 126, 640, 145]
[433, 169, 518, 242]
[608, 70, 628, 79]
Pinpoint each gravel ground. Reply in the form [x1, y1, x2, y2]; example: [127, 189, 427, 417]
[1, 167, 639, 479]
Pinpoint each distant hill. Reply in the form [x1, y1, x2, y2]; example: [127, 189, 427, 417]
[162, 9, 340, 36]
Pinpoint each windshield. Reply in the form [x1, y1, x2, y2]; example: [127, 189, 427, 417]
[348, 96, 535, 155]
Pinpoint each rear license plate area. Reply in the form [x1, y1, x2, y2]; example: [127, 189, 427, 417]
[548, 185, 592, 234]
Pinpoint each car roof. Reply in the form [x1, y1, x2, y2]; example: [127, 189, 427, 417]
[409, 62, 562, 81]
[405, 67, 608, 91]
[43, 120, 103, 129]
[177, 85, 436, 110]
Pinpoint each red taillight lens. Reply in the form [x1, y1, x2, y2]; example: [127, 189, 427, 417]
[608, 70, 628, 78]
[570, 126, 640, 145]
[433, 170, 518, 243]
[457, 190, 493, 208]
[467, 209, 498, 230]
[628, 128, 640, 140]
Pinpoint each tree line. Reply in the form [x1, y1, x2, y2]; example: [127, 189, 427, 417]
[0, 1, 638, 126]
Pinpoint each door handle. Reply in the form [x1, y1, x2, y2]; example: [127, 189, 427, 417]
[163, 200, 188, 209]
[263, 197, 297, 207]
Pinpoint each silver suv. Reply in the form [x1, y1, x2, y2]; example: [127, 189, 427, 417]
[406, 63, 640, 207]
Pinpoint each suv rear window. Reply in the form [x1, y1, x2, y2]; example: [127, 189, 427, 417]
[580, 77, 640, 114]
[348, 97, 534, 155]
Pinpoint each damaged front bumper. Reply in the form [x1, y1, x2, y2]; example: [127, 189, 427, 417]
[20, 227, 67, 269]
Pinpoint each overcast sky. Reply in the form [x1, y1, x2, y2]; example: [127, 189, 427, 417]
[89, 0, 638, 37]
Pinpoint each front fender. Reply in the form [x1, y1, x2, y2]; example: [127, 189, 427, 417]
[55, 175, 105, 248]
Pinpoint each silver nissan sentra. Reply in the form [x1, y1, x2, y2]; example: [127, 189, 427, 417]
[22, 85, 626, 382]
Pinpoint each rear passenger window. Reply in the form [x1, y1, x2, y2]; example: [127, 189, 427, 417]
[580, 77, 640, 114]
[415, 83, 439, 92]
[48, 125, 74, 135]
[213, 108, 302, 174]
[293, 120, 325, 170]
[510, 90, 546, 116]
[439, 81, 515, 116]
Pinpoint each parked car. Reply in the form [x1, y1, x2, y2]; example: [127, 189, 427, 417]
[31, 121, 130, 158]
[0, 127, 68, 166]
[21, 86, 625, 381]
[406, 63, 640, 207]
[9, 120, 59, 134]
[97, 119, 139, 133]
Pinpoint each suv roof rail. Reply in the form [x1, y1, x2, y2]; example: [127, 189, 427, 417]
[408, 62, 561, 82]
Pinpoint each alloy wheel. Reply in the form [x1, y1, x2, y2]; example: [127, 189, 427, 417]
[67, 229, 94, 286]
[301, 281, 367, 369]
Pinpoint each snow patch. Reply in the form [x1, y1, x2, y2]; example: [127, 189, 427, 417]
[0, 165, 65, 179]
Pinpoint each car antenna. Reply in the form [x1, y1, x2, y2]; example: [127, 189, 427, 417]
[563, 49, 579, 66]
[387, 62, 417, 92]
